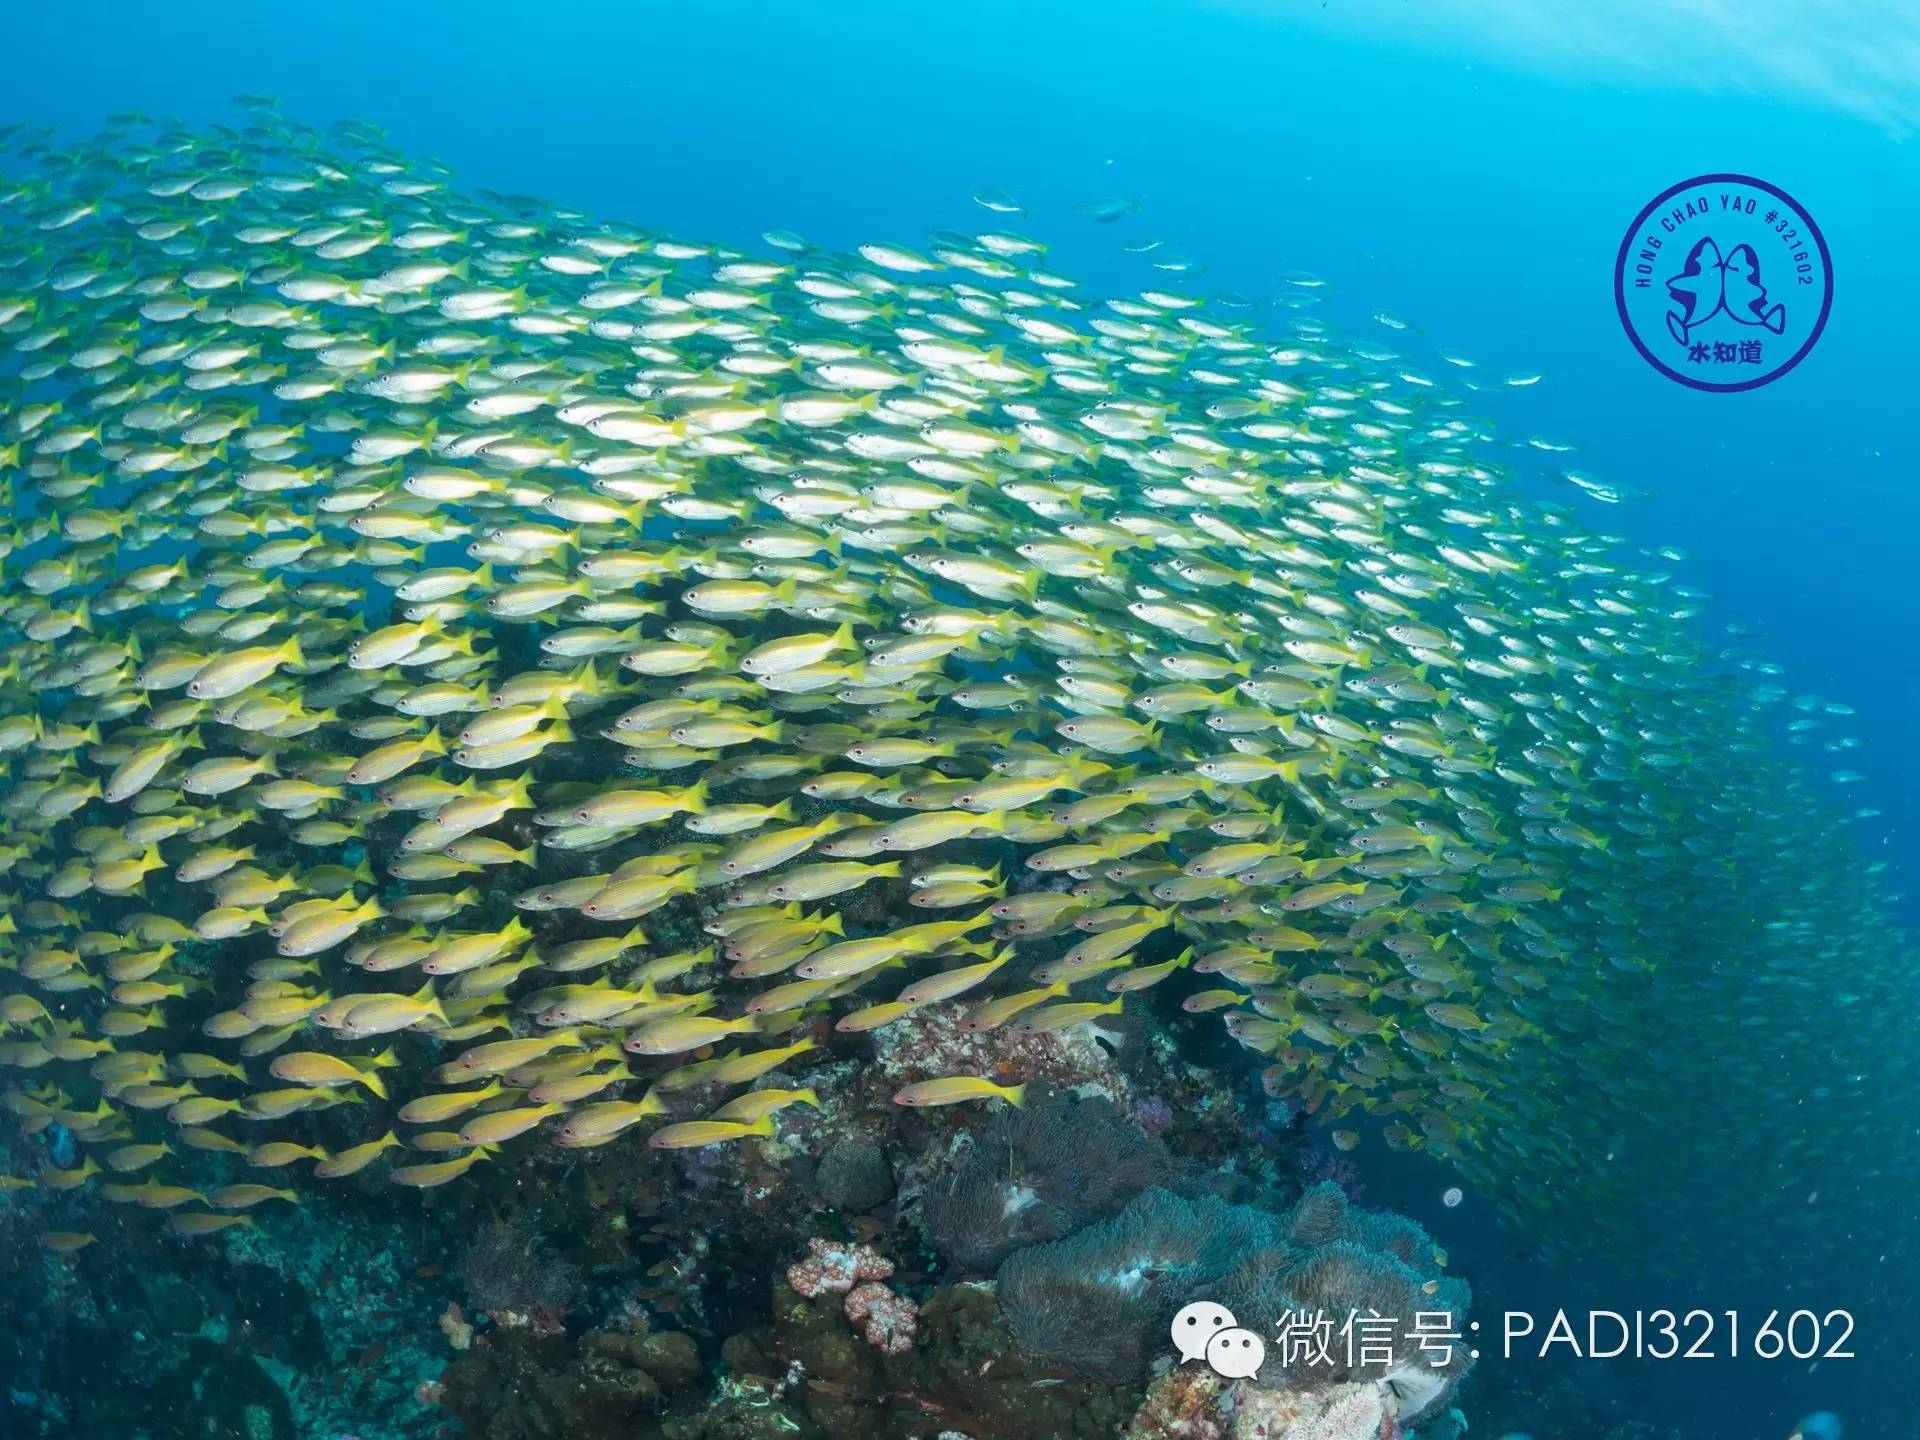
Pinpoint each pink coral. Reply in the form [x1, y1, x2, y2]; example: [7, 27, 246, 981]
[785, 1236, 894, 1297]
[786, 1236, 918, 1354]
[844, 1280, 919, 1355]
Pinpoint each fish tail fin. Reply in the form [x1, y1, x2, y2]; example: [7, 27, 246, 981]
[417, 985, 449, 1026]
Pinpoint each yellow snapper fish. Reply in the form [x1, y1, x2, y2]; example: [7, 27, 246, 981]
[0, 106, 1897, 1289]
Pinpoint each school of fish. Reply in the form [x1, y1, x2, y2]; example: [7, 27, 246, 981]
[0, 104, 1908, 1272]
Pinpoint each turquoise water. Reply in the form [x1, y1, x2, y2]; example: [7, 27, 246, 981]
[0, 5, 1913, 1440]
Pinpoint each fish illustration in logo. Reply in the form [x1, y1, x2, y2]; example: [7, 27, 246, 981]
[1666, 237, 1786, 344]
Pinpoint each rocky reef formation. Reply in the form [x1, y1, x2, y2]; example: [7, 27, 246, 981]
[1, 1071, 1465, 1440]
[708, 1274, 1138, 1440]
[1125, 1366, 1427, 1440]
[437, 1319, 704, 1440]
[2, 1007, 1455, 1440]
[996, 1182, 1470, 1417]
[918, 1085, 1470, 1426]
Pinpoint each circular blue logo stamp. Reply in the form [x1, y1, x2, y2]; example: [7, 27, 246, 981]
[1614, 174, 1832, 392]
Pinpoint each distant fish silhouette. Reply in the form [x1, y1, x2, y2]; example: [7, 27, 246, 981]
[1666, 237, 1786, 344]
[1074, 195, 1142, 223]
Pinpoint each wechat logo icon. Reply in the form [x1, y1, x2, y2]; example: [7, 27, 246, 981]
[1171, 1301, 1267, 1380]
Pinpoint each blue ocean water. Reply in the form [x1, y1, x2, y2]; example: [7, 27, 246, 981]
[1, 3, 1914, 1439]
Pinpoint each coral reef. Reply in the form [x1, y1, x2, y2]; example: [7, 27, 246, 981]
[843, 1281, 919, 1355]
[871, 1000, 1134, 1109]
[1234, 1380, 1390, 1440]
[0, 1192, 446, 1440]
[812, 1138, 896, 1214]
[998, 1187, 1270, 1382]
[457, 1217, 584, 1327]
[149, 1340, 299, 1440]
[437, 1319, 705, 1440]
[0, 1001, 1451, 1440]
[712, 1276, 1136, 1440]
[996, 1182, 1471, 1420]
[923, 1086, 1179, 1274]
[1126, 1367, 1414, 1440]
[786, 1236, 896, 1297]
[1126, 1365, 1233, 1440]
[785, 1236, 919, 1355]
